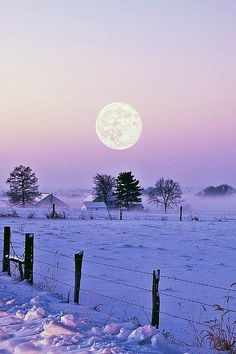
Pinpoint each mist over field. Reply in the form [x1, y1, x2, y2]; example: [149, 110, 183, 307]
[60, 187, 236, 213]
[1, 185, 236, 213]
[182, 192, 236, 213]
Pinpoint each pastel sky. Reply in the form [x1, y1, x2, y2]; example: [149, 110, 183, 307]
[0, 1, 236, 189]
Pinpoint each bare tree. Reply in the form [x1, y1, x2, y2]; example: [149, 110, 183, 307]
[92, 173, 116, 205]
[6, 165, 39, 207]
[148, 178, 182, 212]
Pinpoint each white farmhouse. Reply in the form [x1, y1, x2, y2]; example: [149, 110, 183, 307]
[34, 193, 69, 208]
[81, 201, 107, 211]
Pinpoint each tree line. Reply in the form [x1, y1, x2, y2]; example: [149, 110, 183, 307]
[198, 184, 235, 197]
[4, 165, 183, 212]
[4, 165, 234, 212]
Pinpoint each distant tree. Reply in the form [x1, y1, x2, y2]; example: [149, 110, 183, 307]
[115, 171, 142, 209]
[6, 165, 39, 206]
[92, 173, 116, 205]
[148, 177, 182, 212]
[198, 184, 235, 197]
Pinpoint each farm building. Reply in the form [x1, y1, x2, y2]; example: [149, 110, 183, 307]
[93, 195, 117, 208]
[83, 194, 117, 208]
[82, 195, 144, 210]
[34, 193, 69, 208]
[81, 201, 107, 211]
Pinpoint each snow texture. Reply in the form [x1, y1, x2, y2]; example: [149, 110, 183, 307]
[0, 204, 235, 353]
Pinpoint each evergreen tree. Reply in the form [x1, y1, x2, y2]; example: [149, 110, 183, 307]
[115, 171, 142, 209]
[6, 165, 39, 206]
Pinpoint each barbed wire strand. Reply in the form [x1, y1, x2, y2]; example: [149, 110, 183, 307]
[10, 242, 24, 261]
[32, 258, 236, 313]
[161, 275, 236, 293]
[5, 265, 236, 337]
[5, 238, 236, 292]
[33, 248, 236, 292]
[34, 258, 152, 292]
[0, 265, 194, 347]
[83, 258, 151, 275]
[29, 269, 236, 334]
[3, 238, 236, 294]
[35, 249, 236, 292]
[159, 292, 236, 314]
[34, 245, 74, 260]
[34, 258, 72, 273]
[4, 240, 236, 296]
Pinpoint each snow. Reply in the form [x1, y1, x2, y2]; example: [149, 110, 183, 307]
[0, 273, 189, 353]
[128, 325, 158, 342]
[0, 202, 235, 353]
[34, 194, 51, 203]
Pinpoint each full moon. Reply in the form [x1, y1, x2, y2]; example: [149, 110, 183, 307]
[96, 102, 142, 150]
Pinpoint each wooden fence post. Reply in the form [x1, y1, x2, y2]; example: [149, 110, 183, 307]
[180, 206, 183, 221]
[24, 233, 34, 284]
[151, 269, 160, 328]
[74, 251, 84, 303]
[119, 208, 123, 220]
[2, 226, 11, 274]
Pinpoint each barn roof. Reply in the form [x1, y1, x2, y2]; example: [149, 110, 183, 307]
[34, 193, 51, 203]
[34, 193, 69, 208]
[83, 195, 94, 202]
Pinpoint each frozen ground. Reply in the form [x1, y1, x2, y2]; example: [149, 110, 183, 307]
[0, 273, 192, 353]
[0, 203, 235, 353]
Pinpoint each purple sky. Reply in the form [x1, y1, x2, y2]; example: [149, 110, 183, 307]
[0, 1, 236, 190]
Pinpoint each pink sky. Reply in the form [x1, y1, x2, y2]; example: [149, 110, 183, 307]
[0, 1, 236, 189]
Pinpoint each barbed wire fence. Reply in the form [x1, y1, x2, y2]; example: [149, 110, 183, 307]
[1, 226, 236, 348]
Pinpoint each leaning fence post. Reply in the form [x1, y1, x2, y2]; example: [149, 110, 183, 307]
[74, 251, 84, 303]
[151, 269, 160, 328]
[2, 226, 11, 274]
[24, 233, 34, 284]
[180, 206, 183, 221]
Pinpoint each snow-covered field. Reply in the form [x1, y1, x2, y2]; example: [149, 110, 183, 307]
[0, 203, 235, 353]
[0, 273, 191, 353]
